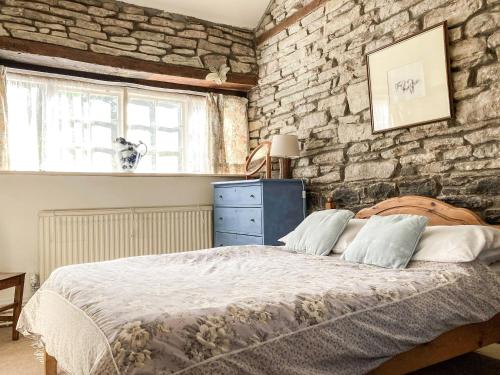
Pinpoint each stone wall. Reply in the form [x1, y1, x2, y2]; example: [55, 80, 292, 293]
[249, 0, 500, 223]
[0, 0, 257, 74]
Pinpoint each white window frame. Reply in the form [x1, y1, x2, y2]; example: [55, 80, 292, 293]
[3, 69, 229, 176]
[125, 88, 190, 173]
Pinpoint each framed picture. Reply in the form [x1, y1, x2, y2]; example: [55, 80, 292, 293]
[366, 22, 453, 133]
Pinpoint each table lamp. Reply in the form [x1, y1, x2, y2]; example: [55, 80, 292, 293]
[270, 134, 300, 179]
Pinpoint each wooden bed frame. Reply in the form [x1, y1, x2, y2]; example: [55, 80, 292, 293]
[43, 195, 500, 374]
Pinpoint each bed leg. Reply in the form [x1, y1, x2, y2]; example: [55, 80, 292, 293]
[44, 351, 57, 375]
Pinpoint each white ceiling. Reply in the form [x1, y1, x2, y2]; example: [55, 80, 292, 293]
[124, 0, 270, 29]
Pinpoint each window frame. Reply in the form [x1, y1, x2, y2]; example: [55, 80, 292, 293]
[2, 69, 242, 176]
[125, 88, 189, 173]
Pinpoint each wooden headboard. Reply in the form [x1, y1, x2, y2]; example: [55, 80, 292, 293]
[328, 195, 497, 227]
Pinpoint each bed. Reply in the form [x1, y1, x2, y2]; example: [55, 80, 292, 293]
[17, 196, 500, 375]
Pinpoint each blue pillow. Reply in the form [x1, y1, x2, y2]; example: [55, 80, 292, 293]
[341, 214, 428, 269]
[284, 209, 354, 256]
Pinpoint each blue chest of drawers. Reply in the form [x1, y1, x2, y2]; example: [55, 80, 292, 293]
[212, 179, 305, 247]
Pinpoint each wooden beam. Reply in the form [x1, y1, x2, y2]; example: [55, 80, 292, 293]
[256, 0, 327, 46]
[0, 37, 257, 93]
[0, 60, 248, 97]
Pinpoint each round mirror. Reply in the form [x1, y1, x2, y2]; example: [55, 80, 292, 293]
[245, 141, 271, 178]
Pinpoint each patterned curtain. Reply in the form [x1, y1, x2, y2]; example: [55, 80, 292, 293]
[207, 93, 249, 174]
[0, 66, 8, 170]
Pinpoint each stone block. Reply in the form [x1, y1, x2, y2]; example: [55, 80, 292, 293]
[346, 81, 369, 114]
[473, 143, 499, 159]
[366, 182, 396, 201]
[138, 45, 166, 55]
[423, 0, 483, 28]
[69, 27, 106, 40]
[338, 122, 372, 143]
[457, 85, 500, 124]
[311, 170, 342, 184]
[162, 54, 203, 68]
[325, 5, 360, 36]
[198, 39, 230, 54]
[178, 30, 208, 39]
[229, 60, 252, 73]
[297, 111, 328, 139]
[11, 29, 87, 49]
[131, 30, 164, 41]
[90, 44, 160, 61]
[443, 145, 472, 160]
[88, 6, 116, 17]
[477, 63, 500, 85]
[103, 26, 129, 36]
[312, 150, 345, 164]
[232, 43, 255, 56]
[150, 17, 185, 30]
[344, 160, 397, 181]
[50, 7, 92, 21]
[464, 12, 500, 37]
[399, 178, 439, 197]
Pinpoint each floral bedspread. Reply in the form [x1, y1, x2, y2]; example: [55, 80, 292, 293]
[18, 246, 500, 375]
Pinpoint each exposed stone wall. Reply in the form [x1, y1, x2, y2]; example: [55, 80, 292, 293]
[249, 0, 500, 223]
[0, 0, 257, 74]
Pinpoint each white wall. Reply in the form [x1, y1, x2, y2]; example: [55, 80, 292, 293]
[0, 173, 237, 304]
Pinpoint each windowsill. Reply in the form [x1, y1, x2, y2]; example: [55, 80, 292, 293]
[0, 170, 245, 178]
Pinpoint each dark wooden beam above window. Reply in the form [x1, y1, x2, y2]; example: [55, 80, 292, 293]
[0, 37, 258, 95]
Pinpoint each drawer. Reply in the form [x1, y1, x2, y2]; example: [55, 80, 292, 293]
[215, 232, 263, 247]
[214, 207, 262, 235]
[214, 185, 262, 206]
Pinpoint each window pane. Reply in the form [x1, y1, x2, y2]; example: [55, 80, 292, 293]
[5, 73, 218, 174]
[128, 128, 152, 145]
[157, 155, 179, 172]
[42, 87, 119, 172]
[90, 97, 112, 123]
[91, 125, 112, 148]
[156, 103, 180, 128]
[128, 101, 151, 126]
[135, 154, 153, 173]
[92, 152, 113, 172]
[6, 82, 41, 170]
[157, 130, 179, 152]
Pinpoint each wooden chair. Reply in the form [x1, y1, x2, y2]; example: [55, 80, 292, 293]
[0, 272, 25, 340]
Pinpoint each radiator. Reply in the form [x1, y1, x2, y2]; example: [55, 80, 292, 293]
[38, 205, 213, 281]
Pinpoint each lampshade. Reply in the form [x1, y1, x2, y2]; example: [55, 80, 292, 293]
[270, 134, 300, 158]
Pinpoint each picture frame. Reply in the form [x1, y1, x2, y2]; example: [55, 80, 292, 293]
[366, 22, 453, 134]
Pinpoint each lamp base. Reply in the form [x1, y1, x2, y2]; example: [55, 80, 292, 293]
[278, 158, 292, 179]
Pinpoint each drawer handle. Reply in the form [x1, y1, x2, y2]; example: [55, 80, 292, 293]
[219, 217, 223, 220]
[250, 218, 255, 222]
[219, 195, 223, 199]
[250, 194, 255, 198]
[219, 243, 223, 246]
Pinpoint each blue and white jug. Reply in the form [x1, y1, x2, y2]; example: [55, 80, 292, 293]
[115, 137, 148, 172]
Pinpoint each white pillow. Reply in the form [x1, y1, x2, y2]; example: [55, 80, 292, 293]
[331, 219, 367, 253]
[279, 218, 367, 253]
[281, 209, 354, 256]
[412, 225, 500, 263]
[281, 220, 500, 264]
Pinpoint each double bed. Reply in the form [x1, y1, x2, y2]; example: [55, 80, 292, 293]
[18, 196, 500, 375]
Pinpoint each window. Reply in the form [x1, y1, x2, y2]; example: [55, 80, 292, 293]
[4, 71, 217, 174]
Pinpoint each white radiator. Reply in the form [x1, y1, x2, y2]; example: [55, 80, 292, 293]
[38, 205, 213, 281]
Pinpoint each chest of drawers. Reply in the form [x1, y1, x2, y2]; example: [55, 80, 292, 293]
[212, 179, 305, 247]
